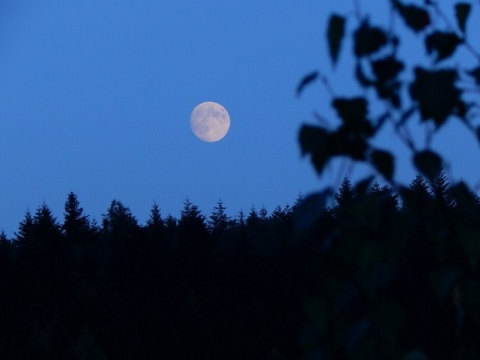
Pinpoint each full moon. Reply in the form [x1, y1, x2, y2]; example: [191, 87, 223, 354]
[190, 101, 230, 142]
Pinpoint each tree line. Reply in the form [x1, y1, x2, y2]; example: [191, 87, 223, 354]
[1, 172, 480, 359]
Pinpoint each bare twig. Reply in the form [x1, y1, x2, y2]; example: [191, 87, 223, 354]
[312, 111, 332, 129]
[430, 3, 480, 61]
[425, 123, 434, 148]
[386, 104, 417, 152]
[319, 73, 335, 98]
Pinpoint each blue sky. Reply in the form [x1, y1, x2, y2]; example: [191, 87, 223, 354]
[0, 1, 479, 235]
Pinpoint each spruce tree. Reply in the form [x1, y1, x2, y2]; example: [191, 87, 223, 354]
[146, 202, 164, 229]
[178, 198, 208, 251]
[334, 176, 355, 208]
[246, 206, 260, 228]
[145, 202, 164, 242]
[430, 171, 454, 211]
[15, 210, 34, 245]
[208, 199, 230, 238]
[63, 192, 90, 240]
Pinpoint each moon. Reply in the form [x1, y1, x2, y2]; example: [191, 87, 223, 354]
[190, 101, 230, 142]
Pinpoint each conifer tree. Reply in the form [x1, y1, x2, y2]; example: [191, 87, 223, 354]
[246, 206, 262, 232]
[270, 204, 292, 236]
[410, 174, 430, 195]
[15, 210, 34, 245]
[178, 198, 205, 230]
[259, 206, 268, 220]
[102, 200, 138, 235]
[101, 200, 140, 278]
[430, 171, 454, 211]
[164, 214, 177, 233]
[292, 192, 304, 211]
[178, 198, 208, 251]
[234, 209, 247, 244]
[402, 174, 432, 211]
[146, 202, 163, 229]
[144, 202, 168, 257]
[29, 203, 63, 247]
[368, 183, 399, 212]
[163, 213, 175, 225]
[63, 192, 90, 240]
[237, 209, 246, 228]
[334, 176, 355, 208]
[208, 199, 230, 238]
[270, 205, 285, 221]
[145, 202, 164, 242]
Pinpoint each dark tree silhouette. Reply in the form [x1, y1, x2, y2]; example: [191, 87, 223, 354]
[208, 199, 230, 241]
[335, 176, 356, 208]
[63, 192, 90, 239]
[0, 183, 479, 359]
[178, 197, 209, 251]
[146, 201, 164, 230]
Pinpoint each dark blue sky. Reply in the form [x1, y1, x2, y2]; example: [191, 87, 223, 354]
[0, 1, 478, 235]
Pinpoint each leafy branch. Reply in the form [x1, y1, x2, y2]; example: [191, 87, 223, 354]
[297, 0, 480, 190]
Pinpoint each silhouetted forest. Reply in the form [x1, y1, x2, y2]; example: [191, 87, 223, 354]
[1, 172, 480, 359]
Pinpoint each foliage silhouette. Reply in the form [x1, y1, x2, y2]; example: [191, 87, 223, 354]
[296, 1, 480, 359]
[298, 1, 479, 188]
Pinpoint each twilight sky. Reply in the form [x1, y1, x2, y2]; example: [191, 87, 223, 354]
[0, 1, 479, 236]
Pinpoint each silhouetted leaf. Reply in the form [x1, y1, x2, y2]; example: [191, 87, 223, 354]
[329, 130, 369, 160]
[333, 97, 367, 122]
[332, 97, 376, 140]
[371, 55, 404, 81]
[368, 55, 405, 108]
[299, 125, 327, 156]
[299, 125, 330, 174]
[467, 67, 480, 86]
[413, 150, 442, 182]
[293, 188, 333, 234]
[353, 20, 388, 58]
[425, 31, 462, 63]
[455, 3, 471, 34]
[327, 14, 346, 66]
[297, 71, 318, 97]
[371, 149, 394, 180]
[393, 0, 431, 33]
[409, 67, 460, 127]
[375, 81, 402, 108]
